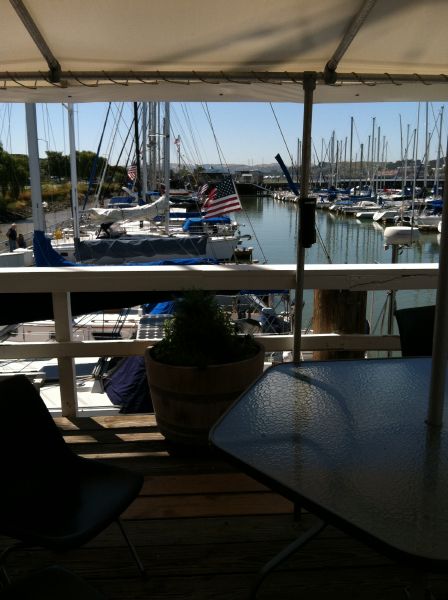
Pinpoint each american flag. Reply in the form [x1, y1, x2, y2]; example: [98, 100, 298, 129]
[127, 164, 137, 181]
[198, 183, 209, 196]
[174, 136, 181, 147]
[203, 177, 242, 218]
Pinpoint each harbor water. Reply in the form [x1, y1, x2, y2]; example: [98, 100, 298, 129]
[238, 195, 439, 336]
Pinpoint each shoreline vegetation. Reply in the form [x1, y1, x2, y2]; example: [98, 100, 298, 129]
[0, 144, 126, 223]
[0, 181, 125, 224]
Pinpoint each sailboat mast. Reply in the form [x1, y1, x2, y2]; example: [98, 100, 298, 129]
[67, 102, 80, 240]
[133, 102, 142, 202]
[370, 117, 375, 186]
[25, 103, 45, 232]
[163, 102, 170, 234]
[403, 124, 410, 192]
[434, 106, 444, 196]
[330, 130, 336, 186]
[349, 116, 353, 190]
[374, 125, 380, 198]
[148, 102, 157, 192]
[141, 102, 148, 203]
[423, 102, 429, 190]
[359, 143, 364, 191]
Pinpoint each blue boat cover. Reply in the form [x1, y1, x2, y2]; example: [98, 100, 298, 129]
[104, 356, 152, 413]
[142, 301, 176, 314]
[34, 230, 218, 268]
[75, 236, 209, 264]
[108, 196, 136, 206]
[182, 216, 231, 231]
[33, 230, 76, 266]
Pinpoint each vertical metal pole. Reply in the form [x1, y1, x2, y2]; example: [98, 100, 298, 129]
[349, 116, 353, 190]
[387, 244, 399, 357]
[25, 103, 45, 232]
[293, 72, 316, 362]
[427, 152, 448, 427]
[163, 102, 170, 234]
[133, 102, 142, 202]
[141, 102, 148, 203]
[67, 103, 80, 240]
[149, 102, 157, 192]
[434, 107, 444, 196]
[424, 102, 429, 190]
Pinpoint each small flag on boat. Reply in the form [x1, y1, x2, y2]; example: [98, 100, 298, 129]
[127, 164, 137, 181]
[203, 177, 242, 218]
[174, 136, 181, 147]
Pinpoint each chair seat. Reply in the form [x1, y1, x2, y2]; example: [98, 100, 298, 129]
[0, 375, 144, 574]
[395, 305, 435, 357]
[0, 565, 106, 599]
[0, 457, 143, 551]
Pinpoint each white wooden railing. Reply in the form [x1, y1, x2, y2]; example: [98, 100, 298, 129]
[0, 263, 438, 416]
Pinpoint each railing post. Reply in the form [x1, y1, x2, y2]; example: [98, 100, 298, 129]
[52, 291, 77, 418]
[312, 289, 367, 359]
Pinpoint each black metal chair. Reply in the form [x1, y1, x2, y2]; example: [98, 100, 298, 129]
[0, 565, 106, 599]
[394, 305, 435, 357]
[0, 375, 144, 578]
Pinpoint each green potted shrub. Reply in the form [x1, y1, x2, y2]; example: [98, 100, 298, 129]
[144, 290, 264, 445]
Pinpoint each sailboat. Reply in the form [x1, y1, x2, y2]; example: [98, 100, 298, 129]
[43, 101, 250, 266]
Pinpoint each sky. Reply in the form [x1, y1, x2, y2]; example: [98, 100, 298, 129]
[0, 101, 446, 168]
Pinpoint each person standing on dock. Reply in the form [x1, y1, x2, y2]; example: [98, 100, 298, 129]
[6, 224, 17, 252]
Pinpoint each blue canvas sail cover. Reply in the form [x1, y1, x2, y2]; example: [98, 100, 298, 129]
[33, 230, 76, 266]
[182, 216, 231, 232]
[74, 235, 208, 264]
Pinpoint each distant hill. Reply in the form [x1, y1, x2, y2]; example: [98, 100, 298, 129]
[191, 163, 283, 174]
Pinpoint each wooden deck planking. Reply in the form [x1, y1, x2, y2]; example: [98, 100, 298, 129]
[1, 413, 448, 599]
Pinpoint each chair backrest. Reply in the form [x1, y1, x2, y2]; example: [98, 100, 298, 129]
[0, 375, 77, 509]
[394, 305, 435, 357]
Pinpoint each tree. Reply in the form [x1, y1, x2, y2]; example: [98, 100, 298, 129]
[43, 151, 70, 179]
[0, 146, 29, 201]
[76, 150, 104, 181]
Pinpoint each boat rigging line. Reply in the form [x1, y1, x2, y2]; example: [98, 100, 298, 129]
[201, 102, 228, 170]
[269, 102, 295, 171]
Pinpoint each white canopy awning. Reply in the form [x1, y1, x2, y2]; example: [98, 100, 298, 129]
[1, 0, 447, 103]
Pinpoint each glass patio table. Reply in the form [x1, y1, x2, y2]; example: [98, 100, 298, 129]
[209, 357, 448, 595]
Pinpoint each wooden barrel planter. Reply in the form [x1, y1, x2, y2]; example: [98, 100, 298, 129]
[144, 343, 264, 445]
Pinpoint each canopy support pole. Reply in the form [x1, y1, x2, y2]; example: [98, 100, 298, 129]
[427, 153, 448, 427]
[293, 72, 316, 362]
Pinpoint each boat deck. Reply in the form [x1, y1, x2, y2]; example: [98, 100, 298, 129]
[1, 413, 448, 599]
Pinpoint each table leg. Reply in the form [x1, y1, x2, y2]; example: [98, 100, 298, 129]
[250, 518, 327, 599]
[404, 571, 435, 600]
